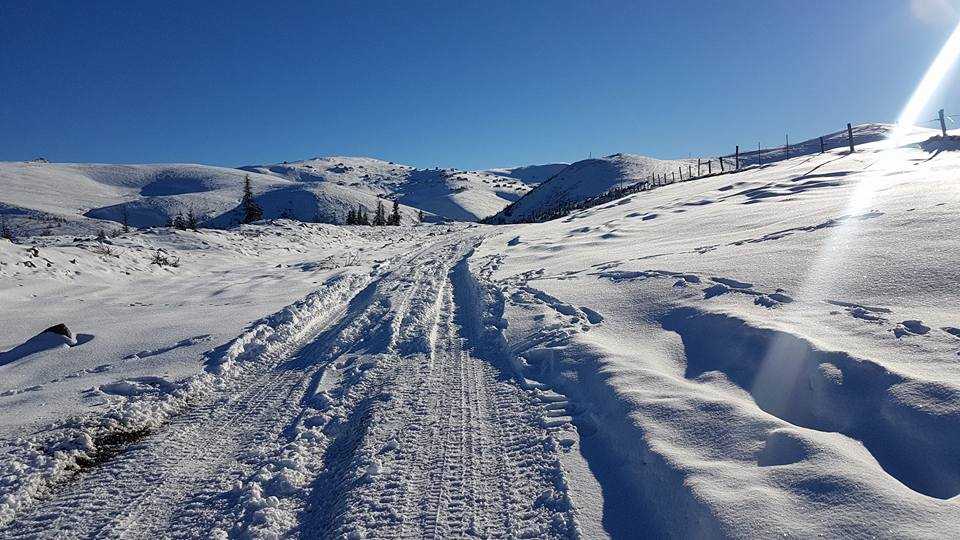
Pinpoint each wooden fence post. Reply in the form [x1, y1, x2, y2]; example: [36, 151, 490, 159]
[847, 123, 855, 153]
[688, 165, 692, 178]
[678, 166, 683, 180]
[672, 171, 675, 182]
[785, 134, 789, 156]
[707, 160, 712, 175]
[820, 136, 825, 154]
[735, 145, 740, 170]
[758, 142, 762, 166]
[697, 158, 702, 176]
[940, 109, 948, 137]
[719, 157, 724, 172]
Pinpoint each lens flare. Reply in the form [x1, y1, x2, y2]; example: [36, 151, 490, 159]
[750, 18, 960, 414]
[890, 18, 960, 146]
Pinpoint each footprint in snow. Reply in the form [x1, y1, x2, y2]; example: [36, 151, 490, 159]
[941, 327, 960, 339]
[826, 300, 891, 323]
[580, 307, 603, 325]
[893, 320, 931, 338]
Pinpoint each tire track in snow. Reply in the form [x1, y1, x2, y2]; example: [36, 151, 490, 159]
[0, 235, 579, 538]
[0, 238, 451, 539]
[303, 241, 579, 539]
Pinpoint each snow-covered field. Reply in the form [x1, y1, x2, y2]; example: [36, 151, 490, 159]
[1, 125, 959, 538]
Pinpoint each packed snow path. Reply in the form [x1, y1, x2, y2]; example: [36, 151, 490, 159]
[0, 234, 576, 539]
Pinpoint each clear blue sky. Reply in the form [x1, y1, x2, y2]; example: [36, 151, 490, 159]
[2, 0, 959, 169]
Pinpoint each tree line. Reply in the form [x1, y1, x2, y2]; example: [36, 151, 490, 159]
[346, 199, 402, 226]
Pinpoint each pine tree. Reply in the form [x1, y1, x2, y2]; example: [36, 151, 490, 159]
[356, 204, 370, 225]
[186, 207, 199, 230]
[0, 214, 13, 241]
[388, 200, 401, 225]
[372, 200, 387, 226]
[418, 209, 424, 223]
[173, 212, 186, 230]
[346, 208, 356, 225]
[120, 206, 130, 233]
[241, 175, 263, 224]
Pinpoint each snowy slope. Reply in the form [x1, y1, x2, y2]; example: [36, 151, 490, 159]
[481, 163, 568, 185]
[472, 125, 960, 537]
[0, 162, 426, 236]
[241, 156, 533, 221]
[489, 153, 696, 223]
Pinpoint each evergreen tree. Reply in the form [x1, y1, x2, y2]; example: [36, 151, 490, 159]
[241, 175, 263, 224]
[372, 200, 387, 226]
[418, 209, 424, 223]
[346, 208, 356, 225]
[120, 206, 130, 233]
[186, 207, 199, 230]
[173, 212, 187, 230]
[355, 204, 370, 225]
[388, 200, 401, 225]
[1, 214, 13, 241]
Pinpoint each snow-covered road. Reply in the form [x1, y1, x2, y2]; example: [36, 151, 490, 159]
[0, 233, 577, 538]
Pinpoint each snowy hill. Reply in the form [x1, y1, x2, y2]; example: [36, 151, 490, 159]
[481, 163, 568, 185]
[473, 124, 960, 537]
[488, 153, 695, 223]
[241, 156, 534, 221]
[0, 162, 430, 236]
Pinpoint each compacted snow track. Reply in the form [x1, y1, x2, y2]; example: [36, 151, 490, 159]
[0, 234, 577, 539]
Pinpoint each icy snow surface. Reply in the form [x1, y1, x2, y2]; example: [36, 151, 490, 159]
[1, 125, 960, 538]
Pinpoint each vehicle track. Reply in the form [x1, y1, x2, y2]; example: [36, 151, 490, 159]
[303, 242, 578, 539]
[0, 235, 579, 538]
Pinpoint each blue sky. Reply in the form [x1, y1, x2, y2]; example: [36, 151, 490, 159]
[2, 0, 959, 169]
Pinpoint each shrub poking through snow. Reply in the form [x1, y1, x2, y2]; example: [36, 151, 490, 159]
[89, 240, 115, 257]
[150, 249, 180, 268]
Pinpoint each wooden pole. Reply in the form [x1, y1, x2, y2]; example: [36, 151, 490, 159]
[820, 136, 825, 154]
[679, 166, 683, 180]
[697, 158, 702, 176]
[758, 142, 762, 166]
[735, 145, 740, 170]
[847, 123, 855, 153]
[707, 160, 712, 175]
[939, 109, 948, 137]
[785, 134, 789, 156]
[688, 165, 692, 178]
[672, 171, 675, 182]
[719, 157, 724, 172]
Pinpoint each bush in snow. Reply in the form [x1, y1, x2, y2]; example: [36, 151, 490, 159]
[150, 249, 180, 267]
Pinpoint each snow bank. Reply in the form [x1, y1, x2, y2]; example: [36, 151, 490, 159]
[0, 270, 370, 528]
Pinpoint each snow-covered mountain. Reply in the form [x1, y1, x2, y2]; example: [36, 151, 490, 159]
[480, 163, 568, 185]
[0, 157, 549, 236]
[488, 153, 696, 223]
[241, 156, 536, 222]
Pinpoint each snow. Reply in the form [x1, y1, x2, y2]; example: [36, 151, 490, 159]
[0, 159, 497, 236]
[490, 152, 697, 223]
[241, 156, 535, 221]
[472, 124, 960, 537]
[2, 123, 960, 537]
